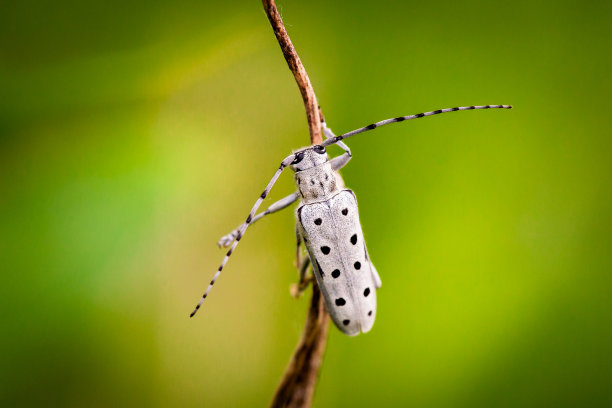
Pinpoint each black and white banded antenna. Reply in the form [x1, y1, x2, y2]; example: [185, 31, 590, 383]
[321, 105, 512, 148]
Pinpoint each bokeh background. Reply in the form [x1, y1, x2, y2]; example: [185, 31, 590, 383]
[1, 0, 611, 406]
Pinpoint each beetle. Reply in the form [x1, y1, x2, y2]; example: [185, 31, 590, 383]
[190, 104, 512, 335]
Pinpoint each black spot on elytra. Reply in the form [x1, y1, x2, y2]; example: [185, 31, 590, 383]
[314, 218, 322, 225]
[335, 298, 346, 306]
[331, 269, 340, 278]
[343, 319, 350, 326]
[325, 174, 329, 180]
[368, 310, 372, 316]
[416, 113, 425, 118]
[434, 109, 443, 114]
[321, 246, 330, 255]
[354, 261, 361, 270]
[364, 287, 370, 297]
[395, 116, 406, 122]
[350, 234, 357, 245]
[342, 208, 348, 216]
[310, 179, 315, 185]
[366, 123, 377, 130]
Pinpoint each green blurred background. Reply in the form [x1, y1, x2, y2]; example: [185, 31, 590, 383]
[1, 0, 611, 406]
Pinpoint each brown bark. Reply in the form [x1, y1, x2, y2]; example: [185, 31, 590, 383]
[262, 1, 330, 407]
[262, 0, 322, 145]
[270, 284, 330, 408]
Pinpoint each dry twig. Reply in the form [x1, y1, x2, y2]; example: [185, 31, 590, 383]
[262, 1, 330, 407]
[262, 0, 322, 145]
[270, 284, 330, 408]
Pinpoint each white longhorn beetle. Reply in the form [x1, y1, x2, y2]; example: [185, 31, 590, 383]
[191, 104, 512, 336]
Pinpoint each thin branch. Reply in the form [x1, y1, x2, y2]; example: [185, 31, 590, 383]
[270, 284, 330, 408]
[262, 1, 329, 407]
[262, 0, 322, 145]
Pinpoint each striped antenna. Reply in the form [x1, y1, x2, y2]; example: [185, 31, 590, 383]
[321, 105, 512, 148]
[190, 153, 296, 317]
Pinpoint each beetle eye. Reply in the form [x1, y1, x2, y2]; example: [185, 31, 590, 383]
[314, 145, 326, 154]
[292, 152, 305, 164]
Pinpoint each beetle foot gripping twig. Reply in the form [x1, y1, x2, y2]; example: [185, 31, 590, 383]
[290, 258, 313, 299]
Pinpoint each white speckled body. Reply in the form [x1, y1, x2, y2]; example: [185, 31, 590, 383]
[297, 188, 381, 335]
[293, 150, 381, 336]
